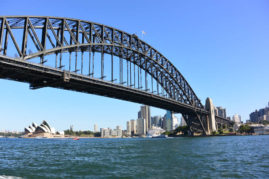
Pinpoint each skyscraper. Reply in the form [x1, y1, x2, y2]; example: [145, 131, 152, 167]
[164, 111, 173, 132]
[138, 105, 151, 132]
[126, 121, 131, 135]
[232, 114, 241, 124]
[94, 124, 98, 133]
[137, 118, 146, 135]
[215, 107, 227, 118]
[180, 117, 187, 126]
[172, 115, 179, 130]
[250, 103, 269, 123]
[151, 116, 163, 127]
[130, 119, 137, 135]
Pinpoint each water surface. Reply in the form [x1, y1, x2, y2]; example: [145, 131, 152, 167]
[0, 135, 268, 178]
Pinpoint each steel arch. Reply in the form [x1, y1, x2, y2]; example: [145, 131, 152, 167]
[0, 16, 203, 109]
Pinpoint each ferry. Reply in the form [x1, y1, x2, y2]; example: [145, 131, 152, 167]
[152, 134, 168, 138]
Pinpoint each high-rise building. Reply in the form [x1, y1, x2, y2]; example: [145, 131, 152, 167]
[115, 126, 122, 137]
[232, 114, 241, 124]
[215, 107, 227, 118]
[258, 115, 269, 122]
[94, 124, 98, 133]
[101, 128, 110, 138]
[250, 103, 269, 123]
[126, 121, 131, 135]
[130, 119, 137, 135]
[172, 115, 179, 130]
[138, 105, 151, 133]
[180, 117, 187, 126]
[101, 127, 122, 138]
[151, 116, 162, 128]
[163, 111, 173, 132]
[250, 110, 259, 123]
[137, 118, 146, 135]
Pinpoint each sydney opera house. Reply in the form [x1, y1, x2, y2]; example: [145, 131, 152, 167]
[24, 120, 63, 138]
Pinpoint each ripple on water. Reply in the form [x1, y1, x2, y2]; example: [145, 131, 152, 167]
[0, 136, 269, 178]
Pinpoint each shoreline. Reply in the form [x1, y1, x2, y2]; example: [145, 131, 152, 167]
[1, 133, 269, 139]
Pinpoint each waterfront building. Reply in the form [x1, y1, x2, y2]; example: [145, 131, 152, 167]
[138, 105, 151, 133]
[130, 119, 137, 135]
[25, 121, 53, 134]
[111, 130, 117, 136]
[101, 128, 110, 138]
[250, 102, 269, 123]
[252, 125, 269, 135]
[94, 124, 98, 133]
[137, 118, 146, 135]
[24, 121, 61, 137]
[108, 128, 113, 136]
[126, 121, 131, 135]
[115, 126, 122, 137]
[101, 126, 122, 138]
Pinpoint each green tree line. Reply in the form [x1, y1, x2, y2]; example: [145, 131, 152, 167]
[64, 129, 101, 137]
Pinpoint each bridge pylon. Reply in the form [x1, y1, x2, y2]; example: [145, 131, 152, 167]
[205, 97, 217, 135]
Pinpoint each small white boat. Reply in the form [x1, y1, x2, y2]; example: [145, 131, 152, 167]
[151, 134, 168, 138]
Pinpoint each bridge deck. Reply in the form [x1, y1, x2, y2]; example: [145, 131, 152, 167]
[0, 55, 208, 115]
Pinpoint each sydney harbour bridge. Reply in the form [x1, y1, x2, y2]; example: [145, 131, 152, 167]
[0, 16, 232, 135]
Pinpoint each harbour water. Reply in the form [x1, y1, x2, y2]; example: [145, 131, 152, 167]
[0, 135, 269, 178]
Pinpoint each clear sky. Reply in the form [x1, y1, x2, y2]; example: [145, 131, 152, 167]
[0, 0, 269, 132]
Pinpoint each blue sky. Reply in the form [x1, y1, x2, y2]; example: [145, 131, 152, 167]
[0, 0, 269, 131]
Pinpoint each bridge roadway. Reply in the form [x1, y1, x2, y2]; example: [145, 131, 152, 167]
[0, 55, 207, 115]
[0, 55, 231, 126]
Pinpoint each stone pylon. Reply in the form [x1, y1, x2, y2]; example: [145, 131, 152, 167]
[205, 97, 217, 134]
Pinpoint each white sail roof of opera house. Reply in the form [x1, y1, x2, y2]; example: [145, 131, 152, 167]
[24, 120, 54, 134]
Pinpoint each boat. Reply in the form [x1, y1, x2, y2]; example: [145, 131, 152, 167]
[152, 134, 168, 138]
[73, 137, 80, 140]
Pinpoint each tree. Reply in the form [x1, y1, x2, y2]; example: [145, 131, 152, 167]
[218, 128, 223, 134]
[173, 126, 189, 135]
[261, 120, 269, 125]
[238, 124, 254, 134]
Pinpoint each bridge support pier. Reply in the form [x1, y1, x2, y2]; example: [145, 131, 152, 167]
[205, 97, 217, 135]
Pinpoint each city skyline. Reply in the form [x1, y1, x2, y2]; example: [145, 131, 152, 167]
[0, 0, 269, 131]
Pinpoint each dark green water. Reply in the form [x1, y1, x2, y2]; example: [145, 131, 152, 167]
[0, 135, 268, 178]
